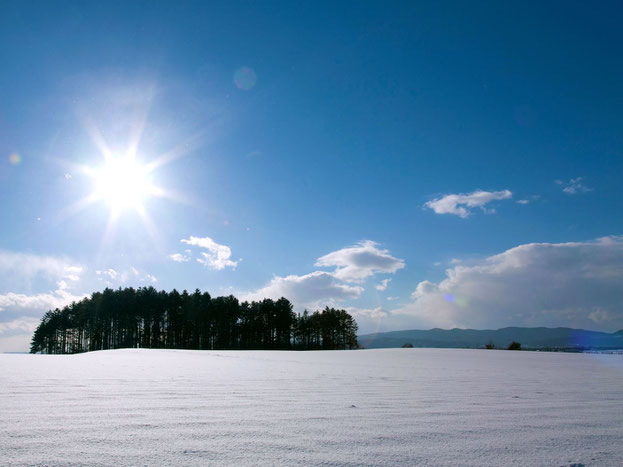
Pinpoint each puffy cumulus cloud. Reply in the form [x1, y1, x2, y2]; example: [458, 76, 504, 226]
[241, 241, 403, 314]
[315, 241, 405, 283]
[392, 236, 623, 331]
[169, 253, 190, 263]
[425, 189, 512, 218]
[411, 280, 437, 299]
[181, 236, 238, 270]
[0, 281, 87, 317]
[241, 271, 363, 310]
[556, 177, 593, 195]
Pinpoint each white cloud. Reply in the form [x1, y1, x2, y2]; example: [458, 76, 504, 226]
[347, 306, 389, 320]
[425, 189, 512, 218]
[144, 274, 158, 283]
[0, 317, 44, 352]
[95, 268, 118, 280]
[517, 195, 540, 205]
[558, 177, 593, 195]
[0, 252, 88, 352]
[0, 251, 86, 323]
[391, 236, 623, 331]
[181, 236, 238, 270]
[0, 251, 83, 286]
[95, 267, 157, 286]
[0, 278, 87, 323]
[241, 271, 363, 310]
[169, 253, 190, 263]
[315, 241, 405, 283]
[64, 266, 83, 274]
[345, 306, 423, 334]
[0, 317, 42, 336]
[242, 240, 402, 312]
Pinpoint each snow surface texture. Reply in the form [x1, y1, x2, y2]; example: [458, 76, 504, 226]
[2, 349, 623, 466]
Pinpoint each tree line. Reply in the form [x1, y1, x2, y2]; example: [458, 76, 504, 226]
[30, 287, 359, 354]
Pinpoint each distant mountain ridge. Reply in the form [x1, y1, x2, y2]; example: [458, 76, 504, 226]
[358, 327, 623, 350]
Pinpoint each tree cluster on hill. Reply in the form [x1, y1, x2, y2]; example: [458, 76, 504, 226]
[30, 287, 359, 354]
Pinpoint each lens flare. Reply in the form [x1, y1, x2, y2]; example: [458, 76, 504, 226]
[234, 67, 257, 90]
[444, 293, 469, 308]
[8, 153, 21, 165]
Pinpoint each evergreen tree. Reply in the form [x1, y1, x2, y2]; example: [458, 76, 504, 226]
[29, 288, 359, 353]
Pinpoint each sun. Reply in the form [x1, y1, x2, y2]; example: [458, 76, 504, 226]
[90, 156, 158, 211]
[60, 107, 197, 246]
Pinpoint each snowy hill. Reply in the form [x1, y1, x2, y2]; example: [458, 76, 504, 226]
[358, 326, 623, 350]
[2, 349, 623, 466]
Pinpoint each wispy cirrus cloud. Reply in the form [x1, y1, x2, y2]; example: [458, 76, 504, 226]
[425, 189, 512, 218]
[95, 267, 158, 286]
[0, 251, 83, 287]
[555, 177, 593, 195]
[95, 268, 118, 280]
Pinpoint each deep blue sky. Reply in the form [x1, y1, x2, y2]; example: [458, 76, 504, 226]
[1, 1, 623, 350]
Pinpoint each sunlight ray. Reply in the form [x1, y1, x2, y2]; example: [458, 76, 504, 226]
[56, 192, 100, 223]
[96, 208, 121, 262]
[82, 118, 114, 162]
[135, 202, 163, 252]
[126, 86, 156, 159]
[144, 130, 205, 173]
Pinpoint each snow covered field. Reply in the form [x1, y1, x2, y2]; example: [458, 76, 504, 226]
[2, 349, 623, 466]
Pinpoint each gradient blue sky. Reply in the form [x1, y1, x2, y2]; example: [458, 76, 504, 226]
[2, 1, 623, 350]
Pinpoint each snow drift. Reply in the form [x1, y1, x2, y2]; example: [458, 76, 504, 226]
[1, 348, 622, 465]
